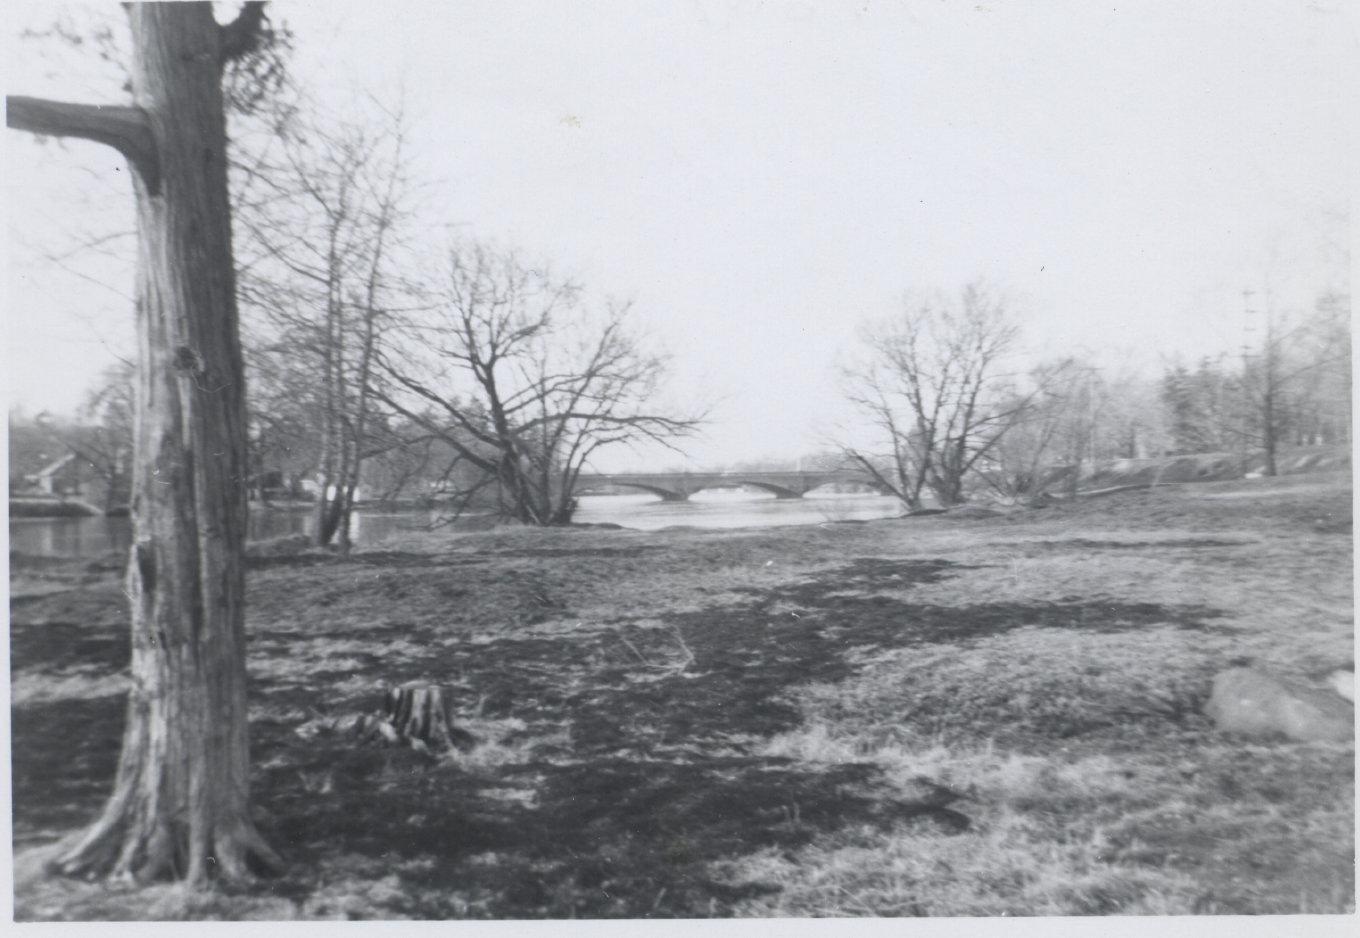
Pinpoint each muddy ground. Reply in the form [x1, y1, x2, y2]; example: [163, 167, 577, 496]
[7, 472, 1354, 919]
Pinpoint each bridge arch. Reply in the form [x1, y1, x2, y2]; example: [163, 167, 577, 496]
[718, 480, 803, 500]
[572, 469, 896, 502]
[573, 481, 687, 502]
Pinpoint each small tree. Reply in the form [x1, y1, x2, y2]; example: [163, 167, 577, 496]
[60, 361, 137, 512]
[7, 2, 281, 883]
[1288, 292, 1351, 448]
[839, 281, 1028, 509]
[1239, 294, 1352, 475]
[1098, 366, 1169, 461]
[975, 358, 1090, 501]
[1160, 356, 1244, 456]
[361, 415, 496, 507]
[376, 241, 702, 524]
[237, 97, 414, 548]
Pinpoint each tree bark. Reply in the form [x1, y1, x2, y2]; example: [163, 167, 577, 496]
[11, 3, 280, 884]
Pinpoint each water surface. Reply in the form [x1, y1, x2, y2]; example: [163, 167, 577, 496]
[8, 491, 904, 558]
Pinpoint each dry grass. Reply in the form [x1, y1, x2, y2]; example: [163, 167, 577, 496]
[7, 472, 1353, 919]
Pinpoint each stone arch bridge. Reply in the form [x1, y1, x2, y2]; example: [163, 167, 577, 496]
[571, 470, 888, 502]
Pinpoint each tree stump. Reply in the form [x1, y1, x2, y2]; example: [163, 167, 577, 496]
[357, 684, 478, 754]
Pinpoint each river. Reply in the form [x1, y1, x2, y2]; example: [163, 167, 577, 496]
[7, 491, 904, 558]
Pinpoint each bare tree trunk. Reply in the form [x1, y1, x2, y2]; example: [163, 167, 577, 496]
[1262, 360, 1280, 477]
[9, 3, 281, 884]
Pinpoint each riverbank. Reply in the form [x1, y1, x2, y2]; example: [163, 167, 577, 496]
[8, 471, 1353, 919]
[8, 496, 105, 519]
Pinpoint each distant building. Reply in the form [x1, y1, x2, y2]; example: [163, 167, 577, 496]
[25, 453, 81, 495]
[8, 421, 129, 512]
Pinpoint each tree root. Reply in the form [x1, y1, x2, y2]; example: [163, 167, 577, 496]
[48, 812, 285, 885]
[47, 809, 128, 880]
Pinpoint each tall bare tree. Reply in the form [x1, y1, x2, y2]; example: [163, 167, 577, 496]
[236, 97, 414, 547]
[839, 281, 1028, 509]
[7, 2, 281, 883]
[1288, 292, 1351, 448]
[375, 241, 702, 524]
[1240, 293, 1352, 475]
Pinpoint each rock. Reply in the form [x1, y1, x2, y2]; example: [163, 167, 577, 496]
[1204, 667, 1353, 743]
[1328, 668, 1355, 703]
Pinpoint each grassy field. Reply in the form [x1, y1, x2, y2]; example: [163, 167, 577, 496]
[7, 471, 1354, 920]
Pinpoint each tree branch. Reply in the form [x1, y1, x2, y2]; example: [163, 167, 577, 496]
[219, 2, 269, 63]
[6, 96, 159, 193]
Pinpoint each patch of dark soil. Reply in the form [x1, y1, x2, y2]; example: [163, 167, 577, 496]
[249, 550, 496, 572]
[487, 546, 663, 559]
[352, 552, 492, 569]
[253, 620, 445, 647]
[9, 695, 124, 847]
[812, 557, 964, 588]
[1024, 538, 1252, 550]
[9, 560, 124, 596]
[250, 731, 953, 918]
[82, 553, 127, 574]
[249, 622, 457, 712]
[9, 620, 129, 676]
[434, 563, 1225, 753]
[9, 584, 132, 632]
[9, 551, 86, 572]
[246, 552, 342, 571]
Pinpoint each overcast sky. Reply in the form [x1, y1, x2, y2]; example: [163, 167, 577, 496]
[5, 0, 1354, 470]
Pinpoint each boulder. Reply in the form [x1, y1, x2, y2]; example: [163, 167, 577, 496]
[1204, 667, 1353, 743]
[1328, 668, 1355, 703]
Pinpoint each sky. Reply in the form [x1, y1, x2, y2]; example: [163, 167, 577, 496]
[4, 0, 1355, 471]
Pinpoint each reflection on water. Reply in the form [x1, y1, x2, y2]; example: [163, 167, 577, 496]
[8, 491, 904, 558]
[574, 490, 903, 531]
[6, 510, 442, 558]
[8, 515, 134, 558]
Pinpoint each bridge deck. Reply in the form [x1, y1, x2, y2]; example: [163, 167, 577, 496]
[572, 470, 886, 500]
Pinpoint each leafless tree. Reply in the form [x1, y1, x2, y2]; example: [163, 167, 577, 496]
[1239, 292, 1351, 476]
[1097, 365, 1170, 461]
[56, 360, 137, 512]
[6, 2, 282, 883]
[974, 358, 1088, 501]
[838, 281, 1029, 509]
[236, 95, 415, 547]
[374, 241, 703, 525]
[1287, 292, 1351, 448]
